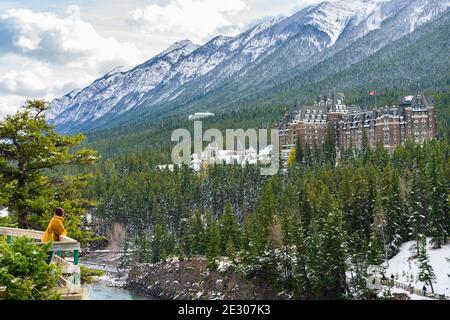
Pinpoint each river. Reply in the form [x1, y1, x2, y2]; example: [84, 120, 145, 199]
[83, 280, 150, 300]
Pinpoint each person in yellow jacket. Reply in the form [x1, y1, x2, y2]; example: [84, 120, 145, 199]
[42, 207, 67, 264]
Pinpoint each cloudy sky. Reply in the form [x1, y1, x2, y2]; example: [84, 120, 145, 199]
[0, 0, 329, 117]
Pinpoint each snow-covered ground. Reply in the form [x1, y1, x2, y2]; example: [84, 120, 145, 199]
[385, 287, 434, 300]
[384, 239, 450, 297]
[0, 208, 8, 218]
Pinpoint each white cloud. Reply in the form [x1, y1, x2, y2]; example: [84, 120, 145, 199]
[0, 95, 27, 118]
[0, 57, 89, 117]
[0, 6, 142, 117]
[0, 8, 141, 72]
[0, 0, 327, 119]
[130, 0, 247, 43]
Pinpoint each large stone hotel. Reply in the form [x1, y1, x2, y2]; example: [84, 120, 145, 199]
[278, 90, 437, 163]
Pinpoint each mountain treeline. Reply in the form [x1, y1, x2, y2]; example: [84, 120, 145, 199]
[84, 133, 449, 299]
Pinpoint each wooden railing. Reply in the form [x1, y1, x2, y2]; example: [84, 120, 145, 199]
[0, 226, 82, 299]
[371, 276, 448, 300]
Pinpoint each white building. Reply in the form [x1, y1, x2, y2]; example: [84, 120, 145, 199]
[188, 112, 215, 121]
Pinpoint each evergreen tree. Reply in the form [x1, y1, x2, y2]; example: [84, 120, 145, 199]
[427, 152, 449, 247]
[323, 124, 336, 165]
[408, 171, 425, 255]
[367, 231, 384, 266]
[416, 235, 436, 293]
[118, 240, 131, 273]
[241, 213, 257, 263]
[179, 217, 192, 257]
[341, 137, 354, 163]
[0, 100, 97, 229]
[206, 214, 221, 269]
[361, 128, 370, 162]
[0, 237, 61, 300]
[292, 221, 312, 299]
[255, 180, 277, 252]
[295, 138, 304, 164]
[372, 192, 389, 266]
[310, 187, 348, 298]
[304, 143, 313, 167]
[351, 169, 373, 240]
[382, 164, 407, 256]
[135, 234, 152, 263]
[340, 171, 354, 233]
[372, 143, 389, 170]
[0, 172, 8, 206]
[297, 181, 314, 235]
[225, 239, 236, 261]
[219, 202, 240, 255]
[190, 210, 206, 255]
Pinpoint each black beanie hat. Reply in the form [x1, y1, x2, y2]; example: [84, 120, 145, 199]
[55, 207, 65, 217]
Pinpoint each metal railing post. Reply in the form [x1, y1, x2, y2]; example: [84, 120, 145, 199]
[73, 249, 80, 286]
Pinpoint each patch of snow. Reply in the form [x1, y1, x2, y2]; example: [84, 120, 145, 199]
[217, 259, 232, 273]
[0, 208, 8, 218]
[384, 239, 450, 297]
[378, 287, 434, 300]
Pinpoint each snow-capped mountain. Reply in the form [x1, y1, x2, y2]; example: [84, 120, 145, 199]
[46, 40, 200, 126]
[49, 0, 449, 133]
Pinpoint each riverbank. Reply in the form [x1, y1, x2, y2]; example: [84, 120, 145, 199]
[127, 257, 284, 300]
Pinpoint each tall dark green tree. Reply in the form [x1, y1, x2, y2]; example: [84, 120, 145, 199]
[190, 210, 206, 255]
[417, 235, 436, 293]
[310, 188, 348, 299]
[351, 169, 373, 241]
[407, 171, 425, 255]
[179, 216, 192, 257]
[0, 100, 97, 229]
[0, 237, 61, 300]
[295, 138, 304, 164]
[292, 220, 312, 299]
[219, 202, 241, 255]
[340, 171, 354, 233]
[427, 151, 449, 247]
[360, 128, 370, 162]
[206, 213, 221, 269]
[367, 231, 384, 266]
[323, 124, 336, 165]
[382, 164, 407, 256]
[255, 180, 277, 252]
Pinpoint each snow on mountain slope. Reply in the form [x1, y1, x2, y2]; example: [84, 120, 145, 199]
[47, 40, 200, 125]
[303, 0, 380, 46]
[384, 239, 450, 297]
[48, 0, 449, 133]
[408, 0, 450, 32]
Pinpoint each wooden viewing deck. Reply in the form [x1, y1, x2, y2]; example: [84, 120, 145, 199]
[0, 227, 84, 300]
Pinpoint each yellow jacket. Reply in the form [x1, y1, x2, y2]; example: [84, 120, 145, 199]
[42, 215, 67, 242]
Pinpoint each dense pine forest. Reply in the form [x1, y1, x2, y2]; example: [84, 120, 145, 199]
[1, 0, 449, 302]
[1, 90, 449, 300]
[84, 137, 448, 299]
[60, 90, 448, 299]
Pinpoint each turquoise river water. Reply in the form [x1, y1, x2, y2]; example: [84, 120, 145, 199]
[83, 282, 149, 300]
